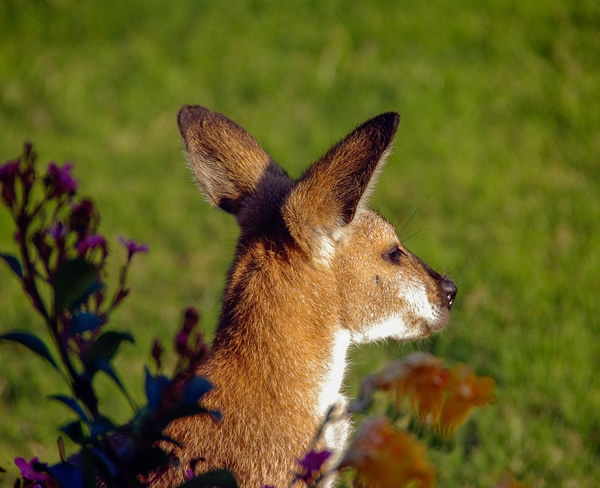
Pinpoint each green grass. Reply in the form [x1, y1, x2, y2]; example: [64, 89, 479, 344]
[1, 0, 599, 486]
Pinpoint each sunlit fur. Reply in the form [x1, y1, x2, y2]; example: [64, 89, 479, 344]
[152, 107, 456, 488]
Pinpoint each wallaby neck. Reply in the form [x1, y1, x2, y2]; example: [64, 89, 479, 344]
[207, 244, 350, 419]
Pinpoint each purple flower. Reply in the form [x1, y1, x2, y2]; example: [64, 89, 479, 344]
[183, 307, 200, 333]
[298, 449, 332, 482]
[77, 234, 107, 255]
[0, 160, 20, 206]
[14, 457, 50, 483]
[0, 160, 19, 182]
[46, 162, 78, 196]
[70, 199, 96, 237]
[175, 330, 189, 356]
[48, 222, 67, 241]
[151, 339, 164, 370]
[118, 236, 149, 257]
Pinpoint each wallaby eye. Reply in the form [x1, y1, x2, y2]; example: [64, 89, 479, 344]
[383, 245, 406, 265]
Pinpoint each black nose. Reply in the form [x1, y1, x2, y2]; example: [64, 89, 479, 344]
[440, 278, 457, 308]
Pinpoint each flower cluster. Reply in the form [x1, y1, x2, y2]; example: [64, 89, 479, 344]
[351, 352, 496, 438]
[173, 306, 207, 367]
[340, 417, 435, 488]
[1, 144, 218, 488]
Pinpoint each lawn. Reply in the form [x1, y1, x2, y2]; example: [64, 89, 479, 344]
[1, 0, 599, 486]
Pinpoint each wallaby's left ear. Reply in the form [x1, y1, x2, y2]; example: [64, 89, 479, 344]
[178, 105, 279, 215]
[283, 112, 399, 257]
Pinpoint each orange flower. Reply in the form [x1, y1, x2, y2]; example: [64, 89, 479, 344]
[339, 417, 435, 488]
[404, 357, 451, 424]
[349, 353, 496, 439]
[438, 364, 496, 437]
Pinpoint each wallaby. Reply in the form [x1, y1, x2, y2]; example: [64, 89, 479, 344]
[154, 106, 457, 487]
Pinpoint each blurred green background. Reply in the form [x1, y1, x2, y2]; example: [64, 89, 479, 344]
[1, 0, 599, 486]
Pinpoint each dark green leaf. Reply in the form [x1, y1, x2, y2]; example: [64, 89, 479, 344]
[146, 403, 218, 435]
[49, 462, 84, 488]
[53, 258, 98, 311]
[49, 394, 90, 423]
[144, 367, 169, 410]
[178, 469, 239, 488]
[130, 405, 152, 433]
[0, 331, 59, 370]
[70, 280, 104, 310]
[94, 359, 136, 410]
[70, 312, 103, 336]
[84, 331, 134, 372]
[90, 448, 117, 478]
[181, 376, 213, 406]
[0, 253, 23, 279]
[167, 404, 221, 425]
[60, 420, 86, 444]
[78, 448, 97, 488]
[89, 415, 117, 438]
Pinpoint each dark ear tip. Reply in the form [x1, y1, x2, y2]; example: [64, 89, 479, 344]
[178, 105, 211, 133]
[377, 112, 400, 133]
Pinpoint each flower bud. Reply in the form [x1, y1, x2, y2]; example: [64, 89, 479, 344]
[183, 307, 200, 333]
[45, 162, 78, 197]
[70, 199, 96, 239]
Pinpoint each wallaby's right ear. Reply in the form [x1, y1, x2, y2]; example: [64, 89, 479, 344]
[283, 112, 399, 260]
[178, 105, 274, 214]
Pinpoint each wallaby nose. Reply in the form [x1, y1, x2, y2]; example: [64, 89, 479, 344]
[441, 278, 457, 308]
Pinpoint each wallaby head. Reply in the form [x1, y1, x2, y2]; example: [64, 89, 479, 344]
[157, 106, 457, 488]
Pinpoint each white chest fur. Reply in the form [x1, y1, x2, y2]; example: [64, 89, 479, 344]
[317, 329, 352, 462]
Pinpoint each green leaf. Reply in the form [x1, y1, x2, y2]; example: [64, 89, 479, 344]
[60, 420, 86, 444]
[94, 359, 136, 410]
[181, 376, 213, 406]
[166, 404, 221, 425]
[89, 415, 117, 438]
[145, 367, 169, 410]
[79, 447, 98, 488]
[84, 331, 134, 373]
[49, 394, 90, 423]
[177, 469, 239, 488]
[89, 448, 117, 478]
[53, 258, 98, 312]
[0, 253, 23, 279]
[70, 280, 104, 310]
[70, 312, 103, 336]
[49, 462, 84, 488]
[0, 331, 59, 370]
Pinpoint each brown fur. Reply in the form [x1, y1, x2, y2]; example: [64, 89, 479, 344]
[151, 107, 457, 487]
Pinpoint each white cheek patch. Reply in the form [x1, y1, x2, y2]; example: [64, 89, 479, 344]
[403, 280, 440, 324]
[351, 314, 414, 343]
